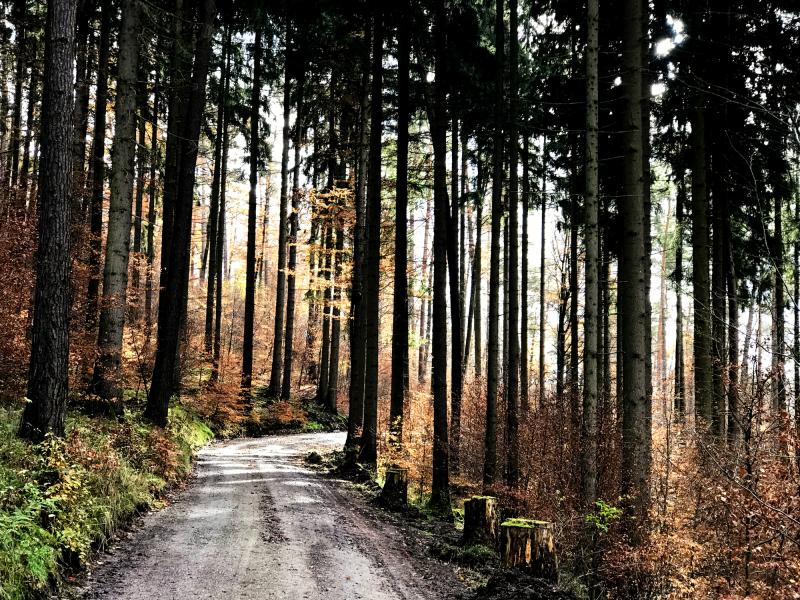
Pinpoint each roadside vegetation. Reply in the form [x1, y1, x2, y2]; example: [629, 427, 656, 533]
[0, 404, 212, 600]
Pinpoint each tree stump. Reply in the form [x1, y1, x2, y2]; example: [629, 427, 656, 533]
[462, 496, 499, 545]
[500, 518, 558, 582]
[379, 465, 408, 508]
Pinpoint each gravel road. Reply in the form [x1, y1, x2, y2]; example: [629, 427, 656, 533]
[79, 433, 456, 600]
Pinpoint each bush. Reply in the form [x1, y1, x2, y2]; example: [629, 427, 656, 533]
[0, 404, 213, 599]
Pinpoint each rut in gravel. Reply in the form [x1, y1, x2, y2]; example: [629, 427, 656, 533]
[79, 433, 459, 600]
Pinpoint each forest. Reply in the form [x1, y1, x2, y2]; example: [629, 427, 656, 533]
[1, 0, 799, 598]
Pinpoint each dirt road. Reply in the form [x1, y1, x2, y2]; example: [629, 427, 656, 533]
[80, 433, 460, 600]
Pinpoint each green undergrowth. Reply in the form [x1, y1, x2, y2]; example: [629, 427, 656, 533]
[430, 540, 499, 567]
[0, 403, 213, 600]
[247, 390, 346, 435]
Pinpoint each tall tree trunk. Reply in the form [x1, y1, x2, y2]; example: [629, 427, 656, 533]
[691, 106, 712, 423]
[145, 71, 159, 339]
[18, 0, 77, 441]
[711, 186, 726, 436]
[418, 195, 432, 384]
[9, 0, 26, 201]
[430, 0, 450, 512]
[448, 118, 463, 474]
[204, 27, 229, 354]
[504, 0, 520, 488]
[317, 221, 332, 401]
[346, 27, 371, 449]
[539, 136, 547, 408]
[325, 221, 344, 411]
[674, 170, 685, 417]
[211, 93, 230, 384]
[132, 66, 147, 295]
[473, 154, 483, 378]
[20, 55, 38, 208]
[390, 7, 410, 444]
[657, 199, 671, 395]
[619, 0, 651, 527]
[71, 0, 91, 211]
[773, 193, 786, 412]
[484, 0, 504, 488]
[569, 188, 579, 422]
[282, 59, 304, 399]
[267, 21, 292, 396]
[725, 206, 740, 443]
[521, 136, 529, 412]
[242, 28, 263, 394]
[89, 0, 141, 403]
[86, 0, 111, 329]
[556, 258, 568, 403]
[318, 86, 338, 402]
[358, 9, 383, 465]
[581, 0, 599, 509]
[145, 0, 216, 425]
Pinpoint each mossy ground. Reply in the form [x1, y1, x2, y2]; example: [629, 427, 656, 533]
[0, 403, 213, 600]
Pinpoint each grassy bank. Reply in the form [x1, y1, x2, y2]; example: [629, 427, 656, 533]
[0, 405, 213, 600]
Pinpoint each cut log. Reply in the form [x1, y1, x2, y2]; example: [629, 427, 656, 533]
[380, 465, 408, 508]
[462, 495, 499, 545]
[500, 518, 558, 582]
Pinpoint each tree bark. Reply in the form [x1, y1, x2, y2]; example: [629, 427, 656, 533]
[521, 136, 529, 412]
[89, 0, 141, 403]
[418, 196, 432, 384]
[71, 0, 91, 212]
[390, 7, 410, 444]
[358, 9, 383, 465]
[267, 20, 292, 396]
[691, 105, 712, 424]
[504, 0, 519, 488]
[243, 27, 263, 394]
[773, 192, 786, 412]
[619, 0, 651, 527]
[145, 71, 159, 339]
[346, 26, 371, 449]
[281, 55, 304, 400]
[146, 0, 216, 425]
[85, 0, 111, 329]
[18, 0, 77, 441]
[539, 136, 547, 408]
[204, 27, 229, 354]
[581, 0, 599, 509]
[674, 171, 686, 417]
[430, 0, 450, 511]
[484, 0, 504, 488]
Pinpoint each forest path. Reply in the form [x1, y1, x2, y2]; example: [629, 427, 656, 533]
[79, 432, 452, 600]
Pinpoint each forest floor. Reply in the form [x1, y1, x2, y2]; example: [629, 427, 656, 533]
[71, 432, 472, 600]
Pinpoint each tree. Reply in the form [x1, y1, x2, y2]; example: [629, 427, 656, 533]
[618, 0, 651, 526]
[483, 0, 504, 488]
[504, 0, 519, 488]
[18, 0, 77, 441]
[358, 7, 383, 465]
[390, 3, 410, 446]
[90, 0, 141, 404]
[581, 0, 599, 508]
[204, 27, 230, 354]
[282, 54, 305, 400]
[430, 0, 450, 512]
[346, 20, 371, 449]
[267, 18, 292, 397]
[242, 27, 262, 394]
[146, 0, 216, 426]
[85, 0, 112, 329]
